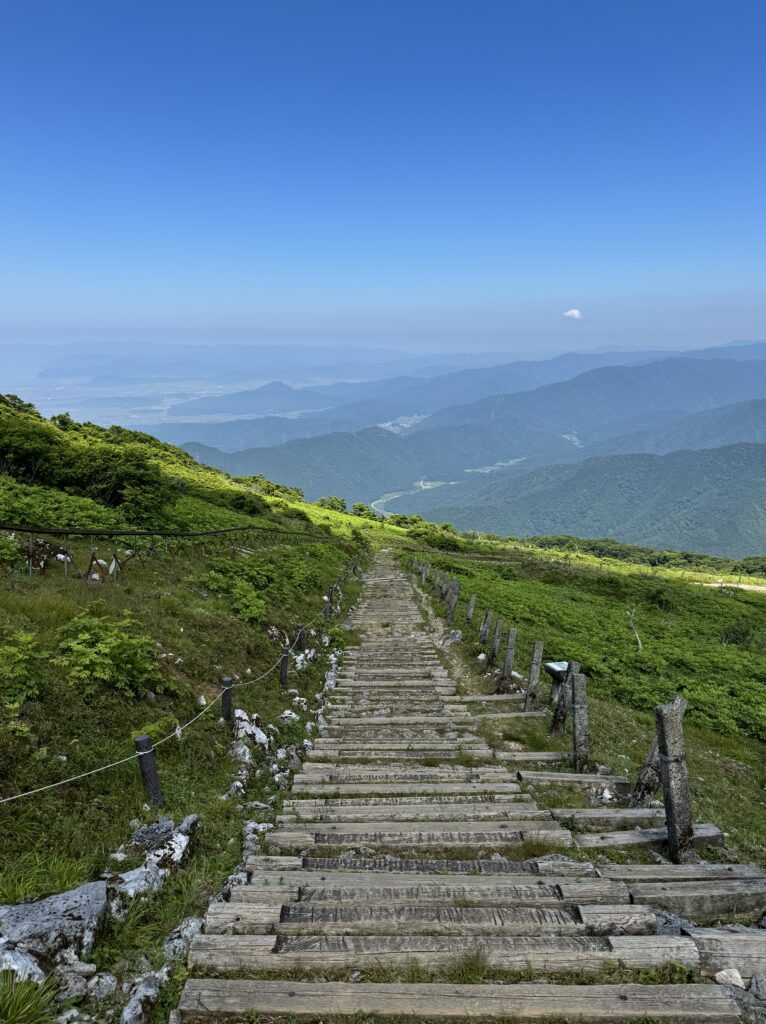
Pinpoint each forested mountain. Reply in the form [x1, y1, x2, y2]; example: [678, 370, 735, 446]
[185, 356, 766, 513]
[386, 443, 766, 558]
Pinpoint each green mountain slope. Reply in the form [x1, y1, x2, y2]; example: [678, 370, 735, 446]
[388, 443, 766, 558]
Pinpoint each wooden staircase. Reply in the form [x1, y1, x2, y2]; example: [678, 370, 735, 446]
[175, 555, 765, 1022]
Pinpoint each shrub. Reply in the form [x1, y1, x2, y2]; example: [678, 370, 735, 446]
[53, 611, 161, 698]
[316, 496, 347, 513]
[0, 631, 41, 711]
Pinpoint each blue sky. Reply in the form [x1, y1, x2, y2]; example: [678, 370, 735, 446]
[1, 0, 764, 352]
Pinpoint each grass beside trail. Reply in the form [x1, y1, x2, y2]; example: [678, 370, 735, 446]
[410, 551, 766, 867]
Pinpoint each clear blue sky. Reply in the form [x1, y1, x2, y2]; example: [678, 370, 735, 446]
[1, 0, 764, 352]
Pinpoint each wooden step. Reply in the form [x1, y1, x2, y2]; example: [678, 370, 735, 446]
[279, 802, 546, 823]
[629, 879, 766, 923]
[268, 824, 573, 850]
[599, 863, 766, 882]
[518, 770, 630, 791]
[574, 823, 724, 851]
[292, 782, 523, 797]
[274, 902, 656, 937]
[188, 932, 699, 973]
[688, 926, 766, 980]
[235, 873, 628, 905]
[178, 979, 741, 1022]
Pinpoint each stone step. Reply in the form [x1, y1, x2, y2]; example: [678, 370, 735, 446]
[178, 979, 741, 1022]
[188, 932, 699, 973]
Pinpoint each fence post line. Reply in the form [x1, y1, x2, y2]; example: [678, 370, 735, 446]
[221, 676, 233, 726]
[550, 661, 580, 734]
[296, 624, 305, 652]
[523, 641, 544, 711]
[479, 610, 493, 645]
[501, 628, 517, 681]
[280, 644, 290, 690]
[488, 619, 503, 667]
[572, 672, 589, 771]
[134, 735, 164, 807]
[655, 697, 695, 863]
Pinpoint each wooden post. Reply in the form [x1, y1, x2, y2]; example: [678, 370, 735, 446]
[550, 661, 580, 734]
[572, 672, 589, 771]
[501, 628, 517, 681]
[479, 610, 493, 644]
[323, 596, 331, 624]
[656, 697, 695, 863]
[630, 697, 687, 808]
[135, 735, 164, 807]
[446, 591, 458, 625]
[295, 624, 305, 652]
[221, 676, 233, 725]
[523, 641, 544, 711]
[280, 644, 290, 689]
[488, 620, 503, 666]
[465, 594, 477, 625]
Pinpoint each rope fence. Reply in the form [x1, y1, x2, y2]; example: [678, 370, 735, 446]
[0, 559, 360, 807]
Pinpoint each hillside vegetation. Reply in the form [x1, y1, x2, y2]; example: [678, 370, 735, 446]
[1, 396, 766, 1018]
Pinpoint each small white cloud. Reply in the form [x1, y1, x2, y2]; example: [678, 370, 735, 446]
[562, 308, 583, 320]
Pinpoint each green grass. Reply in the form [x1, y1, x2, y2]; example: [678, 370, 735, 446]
[0, 971, 59, 1024]
[414, 549, 766, 866]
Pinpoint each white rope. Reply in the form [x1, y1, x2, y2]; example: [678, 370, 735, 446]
[0, 570, 353, 805]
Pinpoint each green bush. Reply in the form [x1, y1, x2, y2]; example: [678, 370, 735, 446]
[53, 611, 161, 698]
[0, 631, 41, 710]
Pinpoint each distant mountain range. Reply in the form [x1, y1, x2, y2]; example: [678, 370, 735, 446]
[179, 343, 766, 557]
[385, 443, 766, 559]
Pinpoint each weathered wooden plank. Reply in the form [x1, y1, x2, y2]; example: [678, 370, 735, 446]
[600, 863, 766, 882]
[293, 782, 523, 796]
[280, 802, 547, 823]
[204, 902, 283, 934]
[234, 873, 629, 905]
[188, 933, 698, 972]
[550, 807, 666, 828]
[687, 927, 766, 980]
[518, 770, 630, 790]
[178, 979, 741, 1022]
[629, 880, 766, 923]
[575, 823, 723, 850]
[274, 902, 655, 937]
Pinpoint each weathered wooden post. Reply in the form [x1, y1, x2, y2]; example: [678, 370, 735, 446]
[465, 594, 477, 625]
[656, 697, 695, 863]
[488, 620, 503, 667]
[446, 591, 459, 625]
[523, 641, 544, 711]
[629, 697, 687, 808]
[221, 676, 233, 726]
[501, 628, 517, 681]
[572, 672, 589, 771]
[479, 610, 493, 644]
[550, 661, 580, 734]
[295, 624, 305, 652]
[135, 734, 164, 807]
[323, 595, 331, 624]
[280, 644, 290, 690]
